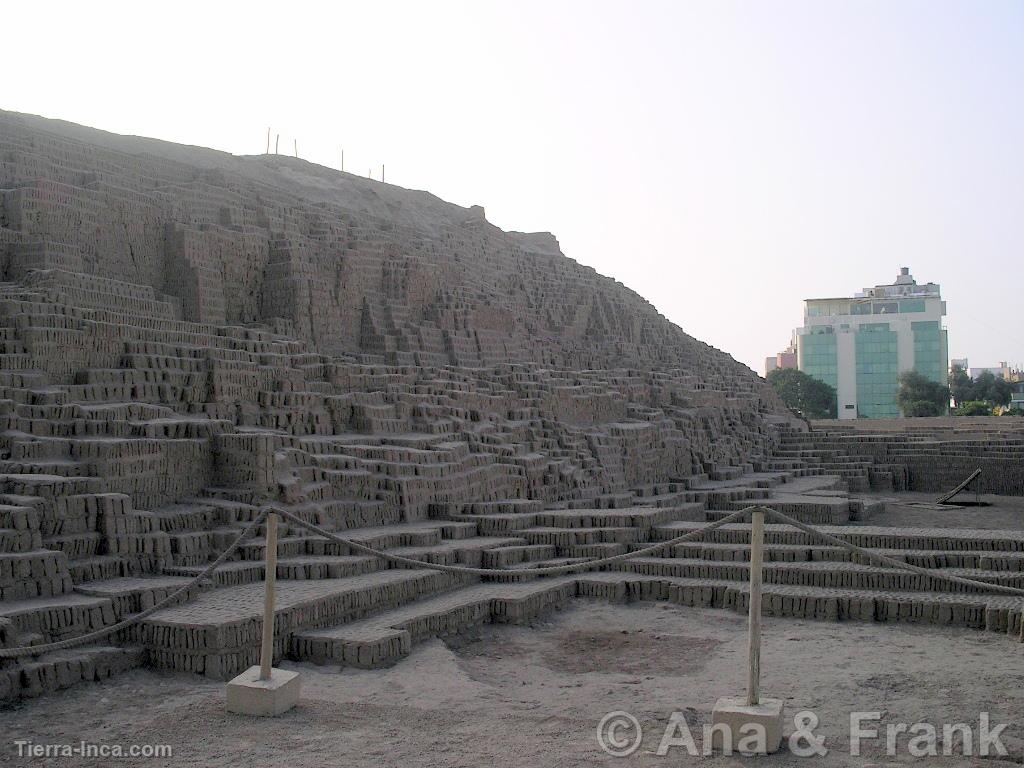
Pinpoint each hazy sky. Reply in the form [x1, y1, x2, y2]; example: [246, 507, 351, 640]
[5, 1, 1022, 373]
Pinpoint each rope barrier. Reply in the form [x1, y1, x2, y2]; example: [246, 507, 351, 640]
[761, 508, 1024, 599]
[0, 506, 750, 660]
[0, 512, 269, 660]
[5, 501, 1024, 660]
[270, 505, 753, 577]
[273, 504, 1024, 597]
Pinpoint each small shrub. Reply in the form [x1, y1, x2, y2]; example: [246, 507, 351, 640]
[954, 400, 994, 416]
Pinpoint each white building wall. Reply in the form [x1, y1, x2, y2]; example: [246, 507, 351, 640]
[794, 282, 946, 419]
[895, 315, 916, 374]
[835, 330, 856, 419]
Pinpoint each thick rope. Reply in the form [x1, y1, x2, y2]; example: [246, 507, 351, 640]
[271, 505, 752, 577]
[8, 501, 1024, 660]
[762, 508, 1024, 599]
[0, 506, 750, 660]
[0, 511, 269, 660]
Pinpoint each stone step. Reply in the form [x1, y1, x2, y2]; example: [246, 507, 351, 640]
[461, 499, 545, 516]
[0, 473, 103, 498]
[670, 542, 1024, 571]
[710, 494, 852, 524]
[292, 569, 1024, 672]
[291, 579, 577, 668]
[273, 556, 381, 580]
[614, 557, 1024, 594]
[0, 592, 118, 644]
[626, 491, 701, 508]
[74, 576, 203, 618]
[42, 531, 104, 560]
[0, 549, 73, 601]
[163, 560, 266, 588]
[382, 536, 527, 566]
[237, 535, 318, 561]
[572, 572, 1024, 635]
[0, 459, 87, 478]
[150, 504, 219, 533]
[1, 644, 145, 703]
[453, 512, 538, 534]
[67, 555, 134, 583]
[564, 542, 628, 559]
[702, 488, 774, 507]
[135, 569, 476, 679]
[652, 521, 1024, 552]
[531, 504, 704, 529]
[564, 492, 636, 509]
[481, 544, 557, 568]
[0, 526, 43, 554]
[519, 526, 644, 548]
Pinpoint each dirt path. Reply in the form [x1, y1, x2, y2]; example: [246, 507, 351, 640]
[3, 602, 1022, 767]
[860, 491, 1024, 530]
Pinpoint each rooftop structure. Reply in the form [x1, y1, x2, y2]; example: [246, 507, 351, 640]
[794, 268, 948, 419]
[764, 345, 797, 376]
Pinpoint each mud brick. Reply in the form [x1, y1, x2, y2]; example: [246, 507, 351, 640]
[1, 109, 1022, 704]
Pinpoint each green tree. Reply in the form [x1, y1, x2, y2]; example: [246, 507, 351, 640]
[954, 400, 995, 416]
[989, 377, 1013, 406]
[951, 369, 1013, 414]
[948, 364, 974, 406]
[767, 368, 837, 419]
[973, 370, 997, 402]
[896, 370, 950, 417]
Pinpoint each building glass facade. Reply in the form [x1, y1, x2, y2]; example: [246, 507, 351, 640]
[912, 320, 946, 385]
[792, 269, 947, 419]
[800, 328, 838, 391]
[854, 323, 899, 418]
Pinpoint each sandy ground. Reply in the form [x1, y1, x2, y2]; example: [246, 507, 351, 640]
[860, 491, 1024, 530]
[2, 601, 1022, 768]
[4, 492, 1024, 767]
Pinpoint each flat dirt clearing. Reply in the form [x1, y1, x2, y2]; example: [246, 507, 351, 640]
[860, 490, 1024, 530]
[3, 601, 1022, 767]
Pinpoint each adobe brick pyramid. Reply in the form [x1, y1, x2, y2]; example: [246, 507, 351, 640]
[0, 110, 771, 377]
[0, 109, 791, 498]
[27, 111, 1024, 701]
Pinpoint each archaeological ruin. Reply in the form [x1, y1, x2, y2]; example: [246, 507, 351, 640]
[1, 110, 1023, 704]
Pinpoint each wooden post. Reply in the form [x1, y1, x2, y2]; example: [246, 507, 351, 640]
[341, 149, 344, 172]
[746, 508, 765, 706]
[294, 139, 298, 158]
[275, 134, 279, 154]
[381, 164, 384, 182]
[266, 127, 270, 154]
[259, 512, 279, 680]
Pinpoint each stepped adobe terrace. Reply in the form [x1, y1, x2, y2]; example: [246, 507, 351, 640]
[0, 113, 1022, 706]
[0, 265, 1021, 702]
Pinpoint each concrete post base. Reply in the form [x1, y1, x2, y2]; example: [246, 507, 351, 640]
[226, 666, 301, 716]
[711, 696, 785, 754]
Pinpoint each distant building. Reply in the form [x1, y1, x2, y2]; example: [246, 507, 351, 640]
[1010, 381, 1024, 412]
[968, 362, 1023, 382]
[950, 358, 969, 371]
[793, 268, 947, 419]
[764, 345, 797, 376]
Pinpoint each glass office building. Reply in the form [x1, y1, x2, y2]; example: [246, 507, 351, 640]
[793, 268, 947, 419]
